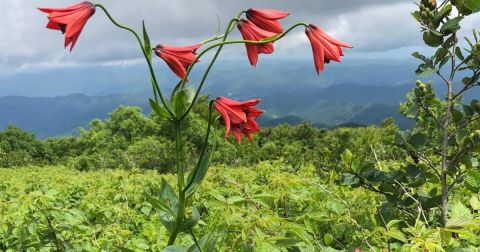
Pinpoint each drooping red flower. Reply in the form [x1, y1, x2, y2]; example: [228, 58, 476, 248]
[214, 96, 263, 144]
[246, 8, 289, 34]
[38, 1, 96, 51]
[155, 44, 202, 80]
[305, 24, 353, 74]
[237, 19, 277, 67]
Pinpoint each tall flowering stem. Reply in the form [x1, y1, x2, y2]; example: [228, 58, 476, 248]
[38, 2, 351, 248]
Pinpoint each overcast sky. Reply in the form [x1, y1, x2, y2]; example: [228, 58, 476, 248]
[1, 0, 479, 74]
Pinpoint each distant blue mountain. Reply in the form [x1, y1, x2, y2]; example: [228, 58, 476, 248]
[1, 59, 477, 137]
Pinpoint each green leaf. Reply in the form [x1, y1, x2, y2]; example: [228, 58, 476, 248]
[409, 133, 426, 150]
[455, 47, 465, 60]
[440, 17, 463, 34]
[186, 86, 196, 105]
[340, 173, 360, 186]
[160, 178, 179, 214]
[145, 193, 175, 216]
[387, 229, 407, 243]
[405, 164, 426, 187]
[464, 169, 480, 192]
[185, 151, 214, 199]
[451, 108, 463, 123]
[451, 0, 480, 15]
[469, 195, 480, 210]
[164, 245, 187, 252]
[412, 52, 429, 62]
[447, 201, 473, 228]
[415, 62, 436, 77]
[187, 233, 218, 252]
[423, 32, 443, 47]
[435, 48, 449, 64]
[172, 89, 188, 117]
[323, 233, 334, 246]
[341, 149, 353, 167]
[149, 99, 170, 119]
[142, 21, 152, 60]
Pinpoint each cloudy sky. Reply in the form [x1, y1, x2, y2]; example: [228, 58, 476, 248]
[1, 0, 479, 75]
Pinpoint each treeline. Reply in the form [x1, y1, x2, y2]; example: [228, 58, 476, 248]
[0, 100, 404, 174]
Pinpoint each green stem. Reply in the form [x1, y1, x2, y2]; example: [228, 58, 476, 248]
[184, 101, 214, 193]
[200, 11, 246, 44]
[180, 11, 246, 90]
[169, 120, 186, 245]
[95, 4, 174, 117]
[180, 22, 308, 119]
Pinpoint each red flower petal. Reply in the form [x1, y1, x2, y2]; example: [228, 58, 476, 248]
[247, 8, 289, 20]
[214, 97, 263, 144]
[38, 1, 95, 51]
[155, 44, 202, 80]
[246, 8, 289, 34]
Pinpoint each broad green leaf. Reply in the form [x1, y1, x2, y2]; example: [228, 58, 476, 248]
[423, 32, 443, 47]
[172, 89, 188, 117]
[469, 195, 480, 210]
[405, 164, 426, 187]
[464, 169, 480, 192]
[185, 150, 214, 199]
[149, 99, 170, 119]
[435, 48, 449, 64]
[447, 201, 473, 227]
[145, 193, 175, 216]
[440, 17, 463, 34]
[164, 245, 187, 252]
[451, 0, 480, 15]
[187, 232, 218, 252]
[386, 229, 407, 243]
[409, 133, 426, 150]
[415, 62, 436, 77]
[340, 173, 360, 186]
[323, 233, 334, 246]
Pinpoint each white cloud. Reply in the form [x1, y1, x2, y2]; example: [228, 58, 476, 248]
[0, 0, 471, 72]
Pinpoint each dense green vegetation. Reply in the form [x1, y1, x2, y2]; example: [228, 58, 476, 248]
[1, 100, 479, 251]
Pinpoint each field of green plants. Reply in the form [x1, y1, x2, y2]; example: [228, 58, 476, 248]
[0, 107, 479, 251]
[0, 164, 379, 251]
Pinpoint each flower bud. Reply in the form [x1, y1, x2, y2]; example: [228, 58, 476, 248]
[416, 80, 423, 87]
[419, 84, 427, 91]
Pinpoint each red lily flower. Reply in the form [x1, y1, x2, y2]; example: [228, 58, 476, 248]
[155, 44, 202, 80]
[246, 8, 289, 34]
[38, 1, 96, 51]
[305, 24, 353, 74]
[214, 96, 263, 144]
[237, 19, 277, 67]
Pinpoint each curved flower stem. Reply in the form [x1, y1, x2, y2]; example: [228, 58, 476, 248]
[200, 11, 246, 44]
[179, 11, 246, 90]
[180, 22, 308, 120]
[183, 101, 214, 193]
[95, 4, 174, 117]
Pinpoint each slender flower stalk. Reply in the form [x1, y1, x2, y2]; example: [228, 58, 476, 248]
[94, 4, 173, 117]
